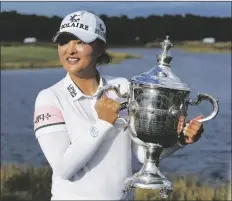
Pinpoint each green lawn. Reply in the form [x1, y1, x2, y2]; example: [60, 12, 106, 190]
[145, 41, 231, 53]
[1, 45, 141, 70]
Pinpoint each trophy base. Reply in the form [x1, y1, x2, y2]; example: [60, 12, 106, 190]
[125, 171, 173, 199]
[132, 173, 171, 190]
[123, 143, 173, 199]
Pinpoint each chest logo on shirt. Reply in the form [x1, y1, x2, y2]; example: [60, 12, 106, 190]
[67, 84, 77, 98]
[89, 126, 99, 137]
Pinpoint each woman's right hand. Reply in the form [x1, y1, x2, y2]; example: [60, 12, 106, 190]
[95, 96, 121, 125]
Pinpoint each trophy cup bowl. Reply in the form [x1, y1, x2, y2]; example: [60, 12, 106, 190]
[96, 36, 219, 198]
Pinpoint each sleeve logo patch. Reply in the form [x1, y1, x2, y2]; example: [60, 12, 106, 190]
[89, 126, 99, 137]
[34, 113, 51, 123]
[34, 106, 64, 130]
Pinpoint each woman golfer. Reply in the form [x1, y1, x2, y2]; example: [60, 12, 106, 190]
[33, 10, 204, 200]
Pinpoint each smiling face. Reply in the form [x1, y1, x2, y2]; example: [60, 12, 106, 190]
[57, 34, 104, 78]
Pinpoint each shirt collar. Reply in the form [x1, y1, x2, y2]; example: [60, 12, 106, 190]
[64, 73, 107, 101]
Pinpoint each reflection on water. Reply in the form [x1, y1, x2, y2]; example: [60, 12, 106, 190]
[1, 48, 231, 183]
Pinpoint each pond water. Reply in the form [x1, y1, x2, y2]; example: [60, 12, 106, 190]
[1, 48, 231, 184]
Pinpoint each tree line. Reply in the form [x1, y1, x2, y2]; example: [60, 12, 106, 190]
[1, 11, 231, 46]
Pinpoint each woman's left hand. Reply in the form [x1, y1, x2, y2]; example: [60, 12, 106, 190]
[178, 114, 204, 145]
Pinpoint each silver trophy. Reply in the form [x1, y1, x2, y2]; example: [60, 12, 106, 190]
[97, 36, 219, 198]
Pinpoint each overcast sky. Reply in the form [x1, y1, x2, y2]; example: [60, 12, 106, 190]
[1, 1, 231, 18]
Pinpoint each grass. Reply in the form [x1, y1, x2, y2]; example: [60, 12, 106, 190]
[1, 44, 142, 70]
[145, 41, 231, 53]
[1, 40, 230, 70]
[180, 41, 231, 53]
[1, 164, 231, 201]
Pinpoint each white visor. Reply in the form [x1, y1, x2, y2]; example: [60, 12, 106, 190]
[52, 28, 100, 43]
[52, 10, 106, 44]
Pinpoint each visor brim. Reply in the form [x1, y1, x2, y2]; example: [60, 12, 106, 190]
[52, 28, 98, 44]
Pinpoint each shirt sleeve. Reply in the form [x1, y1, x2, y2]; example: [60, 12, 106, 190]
[37, 119, 113, 180]
[34, 89, 67, 138]
[118, 77, 130, 97]
[131, 142, 145, 164]
[34, 88, 113, 180]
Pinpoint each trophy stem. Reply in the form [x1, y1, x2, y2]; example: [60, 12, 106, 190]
[144, 143, 163, 165]
[123, 143, 173, 199]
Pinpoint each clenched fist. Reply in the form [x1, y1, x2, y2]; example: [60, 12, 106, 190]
[95, 96, 121, 125]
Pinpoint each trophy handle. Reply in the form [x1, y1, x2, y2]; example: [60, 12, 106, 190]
[96, 84, 129, 110]
[187, 93, 219, 123]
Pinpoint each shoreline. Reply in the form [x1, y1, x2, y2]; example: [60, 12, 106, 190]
[1, 41, 230, 70]
[1, 45, 142, 70]
[144, 40, 231, 53]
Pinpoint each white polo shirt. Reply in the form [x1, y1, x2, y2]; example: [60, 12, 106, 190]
[34, 73, 183, 200]
[34, 73, 137, 200]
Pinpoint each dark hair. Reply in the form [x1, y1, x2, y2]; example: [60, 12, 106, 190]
[96, 39, 112, 65]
